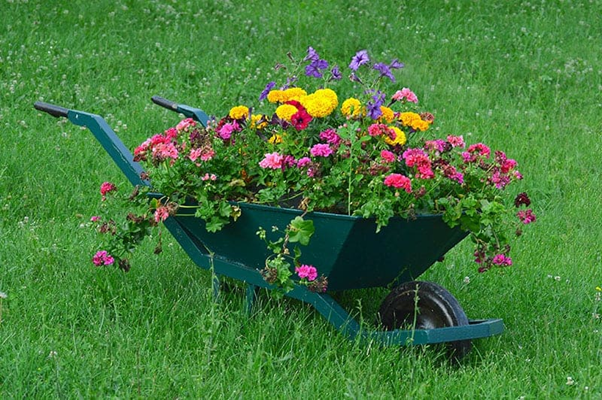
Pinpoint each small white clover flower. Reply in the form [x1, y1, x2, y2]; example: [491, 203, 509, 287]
[566, 376, 575, 386]
[463, 276, 470, 284]
[0, 291, 6, 299]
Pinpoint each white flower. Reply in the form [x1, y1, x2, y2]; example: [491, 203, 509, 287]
[463, 276, 470, 284]
[0, 291, 6, 299]
[566, 376, 575, 386]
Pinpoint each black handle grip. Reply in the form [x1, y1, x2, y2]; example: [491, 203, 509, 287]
[34, 101, 69, 118]
[151, 96, 179, 111]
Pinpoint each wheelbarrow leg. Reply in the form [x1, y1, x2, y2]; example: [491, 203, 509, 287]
[245, 284, 259, 316]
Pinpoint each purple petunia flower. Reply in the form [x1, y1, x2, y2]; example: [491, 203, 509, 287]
[373, 62, 395, 82]
[349, 50, 370, 71]
[305, 59, 329, 78]
[366, 90, 385, 119]
[389, 59, 405, 69]
[330, 65, 342, 81]
[259, 81, 276, 101]
[304, 46, 320, 62]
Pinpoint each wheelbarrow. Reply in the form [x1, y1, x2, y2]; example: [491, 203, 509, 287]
[34, 97, 504, 358]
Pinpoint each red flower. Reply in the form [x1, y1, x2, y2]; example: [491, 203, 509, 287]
[291, 109, 312, 131]
[100, 182, 117, 200]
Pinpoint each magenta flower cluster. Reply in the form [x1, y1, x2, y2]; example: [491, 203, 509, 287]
[295, 264, 318, 281]
[100, 182, 117, 200]
[517, 208, 536, 224]
[93, 250, 114, 266]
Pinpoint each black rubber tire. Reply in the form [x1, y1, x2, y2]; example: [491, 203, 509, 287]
[378, 280, 472, 360]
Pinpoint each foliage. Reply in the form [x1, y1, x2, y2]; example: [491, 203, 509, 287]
[92, 47, 535, 287]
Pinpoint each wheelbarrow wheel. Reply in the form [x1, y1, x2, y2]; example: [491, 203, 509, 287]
[378, 280, 472, 359]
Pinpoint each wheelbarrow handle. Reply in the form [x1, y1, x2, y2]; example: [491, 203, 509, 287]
[151, 96, 179, 111]
[34, 101, 69, 118]
[34, 100, 147, 188]
[151, 95, 209, 126]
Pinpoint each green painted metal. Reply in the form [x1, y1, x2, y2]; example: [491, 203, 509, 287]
[163, 208, 504, 345]
[151, 95, 209, 126]
[175, 202, 467, 291]
[35, 99, 505, 348]
[67, 110, 148, 188]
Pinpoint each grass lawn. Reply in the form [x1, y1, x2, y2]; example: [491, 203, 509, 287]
[1, 0, 601, 397]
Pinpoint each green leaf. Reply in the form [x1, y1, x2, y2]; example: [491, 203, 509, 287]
[287, 216, 315, 246]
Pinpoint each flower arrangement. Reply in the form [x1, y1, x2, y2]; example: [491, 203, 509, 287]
[91, 47, 535, 290]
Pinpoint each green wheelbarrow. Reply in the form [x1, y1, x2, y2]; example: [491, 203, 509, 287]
[34, 97, 504, 359]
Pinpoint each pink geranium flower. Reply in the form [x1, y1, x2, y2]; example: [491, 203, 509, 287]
[402, 148, 434, 179]
[463, 143, 491, 163]
[100, 182, 117, 200]
[517, 209, 536, 224]
[133, 139, 151, 161]
[152, 142, 179, 161]
[446, 135, 465, 148]
[150, 134, 170, 146]
[402, 148, 427, 166]
[492, 254, 512, 266]
[383, 173, 412, 193]
[392, 88, 418, 103]
[424, 139, 446, 152]
[310, 143, 333, 157]
[380, 150, 396, 163]
[367, 123, 389, 137]
[501, 158, 518, 173]
[92, 250, 115, 266]
[201, 173, 217, 181]
[176, 118, 196, 132]
[189, 148, 203, 162]
[164, 127, 179, 139]
[296, 157, 311, 168]
[154, 206, 170, 223]
[218, 121, 239, 140]
[259, 152, 284, 169]
[295, 264, 318, 281]
[319, 128, 341, 146]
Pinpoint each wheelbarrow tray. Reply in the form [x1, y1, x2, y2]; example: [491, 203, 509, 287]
[175, 202, 468, 291]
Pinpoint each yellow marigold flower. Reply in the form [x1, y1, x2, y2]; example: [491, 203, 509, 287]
[398, 112, 421, 127]
[267, 90, 284, 103]
[412, 119, 430, 132]
[229, 105, 249, 120]
[250, 114, 267, 129]
[341, 98, 364, 118]
[385, 126, 407, 146]
[318, 88, 338, 104]
[275, 104, 298, 122]
[282, 87, 308, 103]
[301, 88, 339, 118]
[397, 112, 431, 131]
[268, 134, 283, 144]
[379, 106, 395, 123]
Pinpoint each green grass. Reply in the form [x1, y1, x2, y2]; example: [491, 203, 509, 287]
[1, 0, 602, 397]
